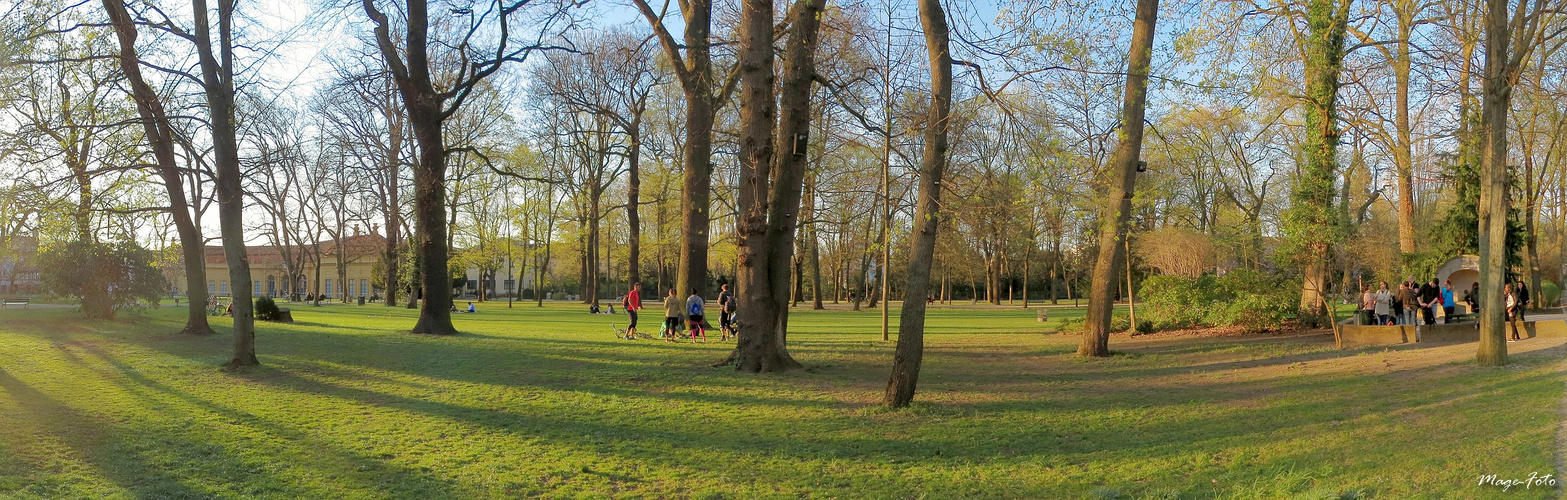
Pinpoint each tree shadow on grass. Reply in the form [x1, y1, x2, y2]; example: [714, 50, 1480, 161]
[0, 366, 214, 499]
[54, 342, 468, 499]
[1030, 342, 1428, 384]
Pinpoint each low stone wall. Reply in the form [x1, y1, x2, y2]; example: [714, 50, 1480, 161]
[1337, 319, 1567, 348]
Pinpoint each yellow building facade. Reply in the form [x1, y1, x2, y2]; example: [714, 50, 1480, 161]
[183, 234, 386, 299]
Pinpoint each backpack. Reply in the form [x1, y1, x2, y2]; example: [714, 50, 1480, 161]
[688, 301, 703, 316]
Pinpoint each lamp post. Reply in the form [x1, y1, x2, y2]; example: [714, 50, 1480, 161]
[506, 178, 514, 309]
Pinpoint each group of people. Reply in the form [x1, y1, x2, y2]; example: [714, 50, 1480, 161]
[1359, 276, 1533, 340]
[619, 283, 738, 342]
[1360, 277, 1461, 326]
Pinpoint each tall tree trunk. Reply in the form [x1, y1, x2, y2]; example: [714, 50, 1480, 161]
[730, 0, 821, 373]
[104, 0, 214, 335]
[1050, 237, 1061, 304]
[362, 0, 457, 334]
[807, 174, 825, 310]
[627, 132, 642, 288]
[1393, 11, 1416, 255]
[1022, 239, 1032, 308]
[384, 99, 403, 307]
[193, 0, 257, 365]
[336, 225, 348, 302]
[1080, 0, 1159, 357]
[1290, 0, 1349, 329]
[885, 0, 952, 407]
[1476, 0, 1513, 366]
[631, 0, 719, 301]
[589, 194, 602, 308]
[406, 246, 420, 309]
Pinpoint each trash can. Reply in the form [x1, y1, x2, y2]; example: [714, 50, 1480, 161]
[357, 296, 365, 306]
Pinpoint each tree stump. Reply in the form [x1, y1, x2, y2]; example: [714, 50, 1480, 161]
[274, 308, 294, 323]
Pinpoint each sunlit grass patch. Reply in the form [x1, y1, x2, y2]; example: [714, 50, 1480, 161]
[0, 301, 1560, 498]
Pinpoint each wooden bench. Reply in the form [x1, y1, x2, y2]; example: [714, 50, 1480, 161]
[1, 298, 30, 310]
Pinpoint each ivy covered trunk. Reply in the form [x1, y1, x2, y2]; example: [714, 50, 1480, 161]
[1286, 0, 1349, 329]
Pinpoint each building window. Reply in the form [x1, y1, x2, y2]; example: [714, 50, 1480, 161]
[220, 281, 227, 295]
[208, 280, 215, 294]
[326, 279, 334, 298]
[254, 281, 261, 295]
[360, 280, 367, 297]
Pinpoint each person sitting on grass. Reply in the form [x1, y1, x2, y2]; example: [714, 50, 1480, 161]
[466, 302, 476, 313]
[662, 288, 685, 341]
[686, 289, 707, 343]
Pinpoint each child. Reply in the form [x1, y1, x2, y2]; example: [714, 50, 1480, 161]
[686, 289, 706, 342]
[662, 288, 684, 341]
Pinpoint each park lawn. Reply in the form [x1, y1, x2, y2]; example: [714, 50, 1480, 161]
[0, 301, 1561, 499]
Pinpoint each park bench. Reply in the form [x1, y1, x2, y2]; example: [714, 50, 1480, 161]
[1, 297, 30, 309]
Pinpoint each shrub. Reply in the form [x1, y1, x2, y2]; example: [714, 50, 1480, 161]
[1139, 269, 1298, 330]
[1049, 313, 1133, 335]
[37, 240, 166, 319]
[1540, 281, 1561, 308]
[255, 297, 281, 321]
[1138, 274, 1219, 328]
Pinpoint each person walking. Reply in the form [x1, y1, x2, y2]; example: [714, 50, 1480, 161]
[1505, 283, 1521, 342]
[686, 289, 707, 342]
[662, 288, 685, 341]
[717, 284, 736, 341]
[1359, 285, 1376, 325]
[623, 282, 643, 340]
[1399, 282, 1419, 325]
[1470, 281, 1481, 316]
[1418, 279, 1439, 325]
[1374, 282, 1393, 326]
[1517, 278, 1530, 322]
[1441, 279, 1456, 324]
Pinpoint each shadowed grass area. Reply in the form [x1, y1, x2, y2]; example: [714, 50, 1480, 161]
[0, 301, 1561, 499]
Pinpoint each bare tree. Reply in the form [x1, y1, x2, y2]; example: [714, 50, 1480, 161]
[102, 0, 214, 335]
[885, 0, 954, 407]
[359, 0, 574, 334]
[728, 0, 824, 373]
[189, 0, 258, 366]
[630, 0, 738, 299]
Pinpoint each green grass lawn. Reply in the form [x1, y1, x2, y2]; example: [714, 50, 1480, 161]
[0, 301, 1561, 499]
